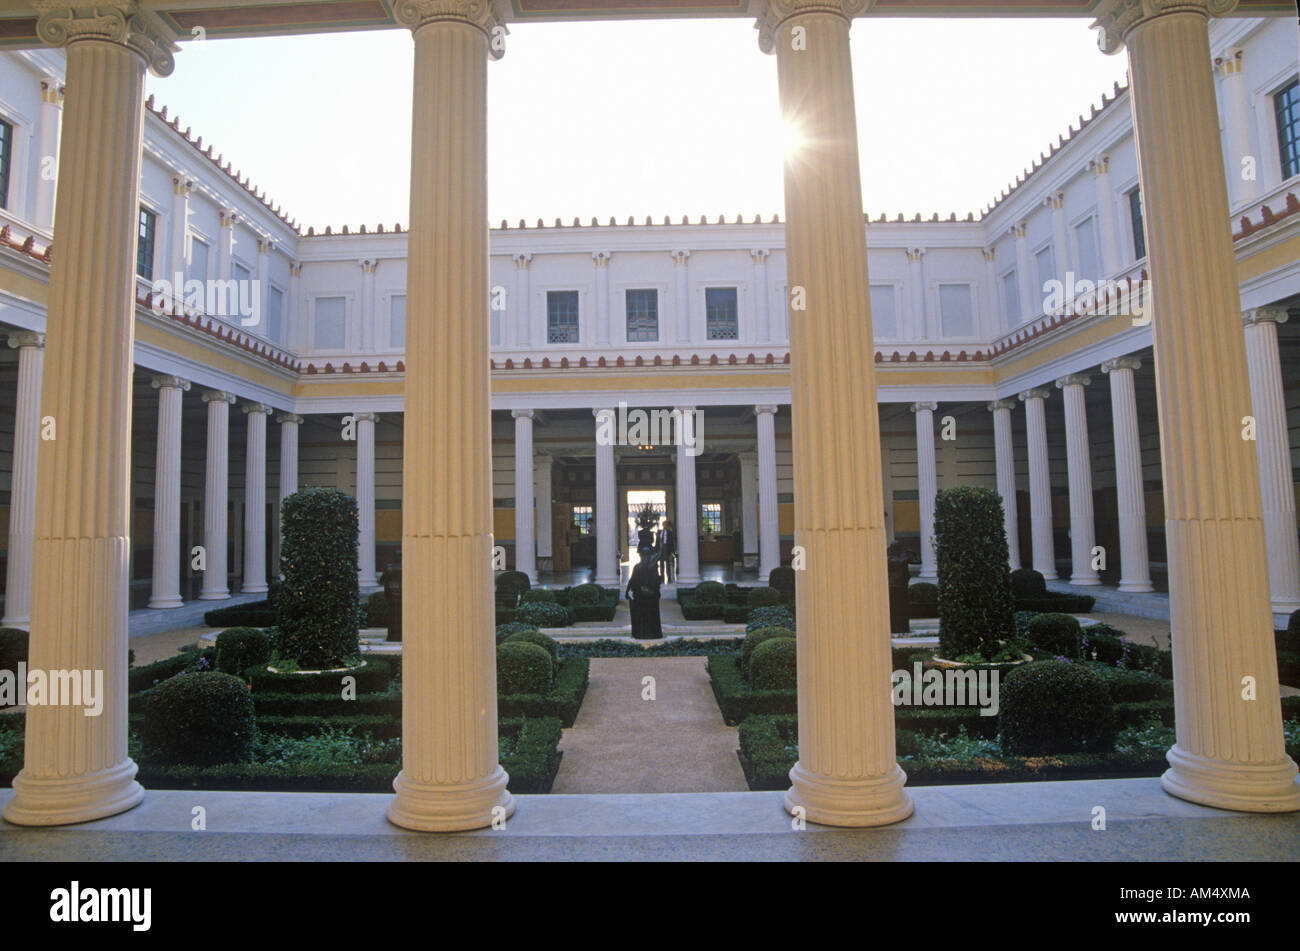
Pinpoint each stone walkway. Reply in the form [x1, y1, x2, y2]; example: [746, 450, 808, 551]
[551, 657, 748, 794]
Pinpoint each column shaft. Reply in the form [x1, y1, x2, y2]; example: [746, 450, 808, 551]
[912, 402, 938, 580]
[1102, 357, 1153, 592]
[1057, 375, 1101, 585]
[356, 412, 378, 587]
[675, 409, 702, 585]
[535, 454, 553, 560]
[988, 399, 1021, 570]
[3, 334, 44, 626]
[148, 375, 188, 609]
[594, 410, 619, 585]
[513, 410, 535, 581]
[242, 403, 270, 594]
[1020, 388, 1057, 579]
[739, 451, 759, 566]
[756, 405, 781, 579]
[199, 392, 234, 600]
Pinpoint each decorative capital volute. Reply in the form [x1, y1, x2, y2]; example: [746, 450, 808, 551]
[242, 402, 274, 417]
[7, 331, 45, 351]
[755, 0, 873, 55]
[202, 390, 236, 406]
[1055, 373, 1091, 389]
[34, 1, 178, 77]
[987, 398, 1017, 413]
[1243, 306, 1288, 327]
[671, 249, 691, 265]
[393, 0, 507, 59]
[1101, 355, 1142, 374]
[910, 401, 938, 414]
[1091, 0, 1239, 56]
[1019, 387, 1052, 403]
[150, 374, 190, 391]
[276, 413, 305, 426]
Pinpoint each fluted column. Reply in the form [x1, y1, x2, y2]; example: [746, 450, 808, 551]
[1095, 0, 1299, 810]
[535, 452, 553, 561]
[1013, 222, 1034, 323]
[217, 209, 237, 284]
[355, 411, 379, 587]
[513, 409, 536, 581]
[33, 79, 62, 230]
[1047, 192, 1070, 281]
[147, 374, 189, 609]
[593, 251, 611, 346]
[751, 249, 772, 343]
[755, 403, 781, 578]
[1243, 308, 1300, 614]
[255, 238, 272, 334]
[675, 407, 702, 585]
[593, 409, 619, 586]
[905, 248, 926, 339]
[912, 401, 939, 580]
[671, 249, 691, 344]
[359, 259, 377, 350]
[1090, 155, 1120, 277]
[988, 398, 1021, 570]
[387, 0, 512, 833]
[199, 390, 235, 600]
[241, 403, 271, 594]
[4, 3, 176, 827]
[1216, 49, 1260, 207]
[168, 174, 191, 297]
[2, 332, 45, 626]
[739, 451, 759, 565]
[287, 262, 303, 350]
[1019, 387, 1057, 579]
[762, 0, 911, 827]
[511, 253, 531, 349]
[1056, 373, 1101, 585]
[1101, 356, 1153, 592]
[274, 412, 302, 580]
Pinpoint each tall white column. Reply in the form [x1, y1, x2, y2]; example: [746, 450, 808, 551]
[593, 251, 611, 347]
[241, 403, 271, 594]
[1056, 373, 1101, 585]
[359, 259, 376, 351]
[739, 450, 759, 565]
[355, 411, 379, 587]
[2, 332, 44, 626]
[1096, 0, 1299, 810]
[513, 409, 536, 581]
[1090, 155, 1120, 277]
[912, 401, 939, 580]
[168, 174, 191, 298]
[288, 262, 303, 350]
[1217, 49, 1261, 208]
[593, 408, 619, 585]
[1047, 192, 1070, 282]
[535, 452, 553, 561]
[4, 7, 176, 827]
[147, 374, 189, 610]
[982, 248, 999, 335]
[255, 238, 272, 335]
[1019, 387, 1057, 579]
[511, 253, 531, 349]
[217, 209, 237, 282]
[1101, 356, 1153, 592]
[988, 398, 1021, 570]
[751, 249, 772, 343]
[32, 79, 62, 231]
[672, 249, 691, 344]
[200, 390, 235, 600]
[905, 248, 926, 339]
[1243, 307, 1300, 614]
[277, 413, 302, 500]
[755, 403, 780, 579]
[675, 406, 702, 585]
[1013, 222, 1034, 323]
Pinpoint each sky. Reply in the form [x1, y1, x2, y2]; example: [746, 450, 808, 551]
[143, 17, 1129, 233]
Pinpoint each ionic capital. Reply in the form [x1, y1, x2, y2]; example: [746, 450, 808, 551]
[289, 262, 304, 278]
[276, 413, 305, 426]
[906, 247, 925, 263]
[259, 238, 275, 255]
[150, 374, 190, 391]
[592, 251, 612, 267]
[1090, 155, 1111, 176]
[1045, 192, 1065, 212]
[359, 258, 378, 274]
[756, 0, 873, 55]
[34, 1, 178, 77]
[393, 0, 506, 59]
[512, 408, 535, 420]
[1091, 0, 1238, 56]
[1055, 373, 1091, 389]
[671, 249, 691, 266]
[1243, 306, 1288, 327]
[910, 401, 938, 414]
[242, 402, 274, 417]
[1019, 388, 1052, 403]
[1101, 355, 1142, 374]
[40, 79, 64, 105]
[7, 331, 45, 351]
[1009, 222, 1027, 240]
[354, 411, 380, 424]
[512, 253, 533, 269]
[1214, 47, 1244, 76]
[754, 403, 779, 416]
[982, 248, 996, 263]
[750, 249, 770, 264]
[172, 175, 193, 196]
[987, 398, 1017, 413]
[202, 390, 236, 405]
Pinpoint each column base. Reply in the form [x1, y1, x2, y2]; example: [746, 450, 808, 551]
[198, 589, 230, 601]
[358, 575, 378, 589]
[241, 583, 269, 595]
[1270, 597, 1300, 616]
[387, 765, 515, 832]
[146, 596, 184, 610]
[1118, 580, 1155, 593]
[1161, 744, 1300, 813]
[1069, 574, 1102, 586]
[675, 574, 701, 586]
[0, 615, 29, 628]
[3, 758, 144, 827]
[784, 760, 914, 828]
[1039, 569, 1058, 580]
[918, 570, 937, 582]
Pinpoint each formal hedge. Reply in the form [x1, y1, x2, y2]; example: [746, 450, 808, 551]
[1016, 594, 1097, 613]
[746, 606, 795, 634]
[278, 487, 361, 668]
[496, 622, 541, 645]
[1010, 568, 1047, 599]
[708, 653, 797, 724]
[741, 626, 795, 678]
[244, 656, 392, 695]
[203, 601, 277, 628]
[141, 671, 257, 766]
[558, 637, 744, 658]
[569, 583, 604, 606]
[723, 605, 751, 624]
[747, 586, 782, 608]
[0, 627, 27, 709]
[694, 581, 727, 604]
[215, 627, 271, 675]
[496, 570, 531, 603]
[1026, 613, 1083, 655]
[769, 566, 796, 603]
[503, 629, 559, 664]
[749, 637, 797, 690]
[497, 641, 553, 695]
[934, 486, 1016, 660]
[908, 582, 939, 618]
[999, 660, 1116, 755]
[361, 591, 389, 629]
[498, 657, 590, 727]
[129, 648, 219, 694]
[514, 601, 572, 628]
[519, 587, 557, 604]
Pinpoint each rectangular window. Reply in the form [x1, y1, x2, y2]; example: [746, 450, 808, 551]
[1002, 270, 1021, 325]
[938, 283, 973, 337]
[1034, 245, 1055, 299]
[267, 286, 283, 343]
[1075, 217, 1100, 281]
[571, 505, 593, 535]
[547, 290, 579, 344]
[0, 119, 12, 211]
[869, 285, 897, 337]
[1276, 78, 1300, 180]
[189, 238, 209, 284]
[137, 208, 156, 280]
[314, 296, 346, 350]
[700, 502, 723, 535]
[625, 289, 658, 342]
[1128, 187, 1146, 261]
[705, 287, 738, 340]
[390, 294, 406, 349]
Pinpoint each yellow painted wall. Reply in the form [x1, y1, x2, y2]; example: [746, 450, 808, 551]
[778, 502, 794, 535]
[376, 509, 402, 543]
[893, 499, 920, 534]
[493, 507, 514, 542]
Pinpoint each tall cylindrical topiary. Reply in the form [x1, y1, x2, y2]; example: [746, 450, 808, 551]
[934, 485, 1015, 660]
[278, 487, 361, 668]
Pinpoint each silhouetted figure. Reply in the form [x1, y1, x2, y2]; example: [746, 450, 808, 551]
[627, 547, 663, 639]
[657, 520, 677, 583]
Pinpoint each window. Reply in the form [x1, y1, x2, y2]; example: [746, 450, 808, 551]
[700, 502, 723, 535]
[547, 290, 579, 344]
[1075, 217, 1100, 281]
[869, 285, 897, 337]
[0, 119, 12, 211]
[571, 505, 593, 535]
[938, 283, 973, 337]
[1034, 246, 1055, 296]
[189, 238, 209, 284]
[136, 208, 156, 280]
[625, 289, 658, 342]
[1002, 270, 1021, 325]
[705, 287, 738, 340]
[266, 286, 283, 343]
[314, 296, 346, 350]
[390, 294, 406, 349]
[1276, 78, 1300, 180]
[1128, 187, 1146, 261]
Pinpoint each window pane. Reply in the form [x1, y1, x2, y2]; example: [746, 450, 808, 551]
[572, 505, 593, 535]
[625, 288, 658, 342]
[315, 296, 346, 350]
[136, 208, 156, 281]
[267, 286, 283, 343]
[1128, 188, 1145, 260]
[1034, 246, 1055, 298]
[1275, 79, 1300, 180]
[547, 290, 579, 344]
[869, 285, 897, 337]
[190, 239, 208, 284]
[700, 502, 722, 534]
[939, 283, 973, 337]
[1002, 271, 1021, 325]
[0, 119, 11, 211]
[705, 287, 738, 340]
[1075, 217, 1100, 281]
[390, 294, 406, 349]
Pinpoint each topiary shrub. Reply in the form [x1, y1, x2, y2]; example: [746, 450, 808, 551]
[747, 606, 795, 634]
[278, 487, 360, 669]
[519, 587, 557, 604]
[1011, 567, 1047, 599]
[934, 486, 1016, 660]
[694, 581, 726, 605]
[497, 641, 553, 695]
[999, 660, 1116, 755]
[496, 570, 531, 603]
[747, 586, 782, 608]
[1027, 612, 1083, 656]
[0, 627, 28, 710]
[908, 582, 938, 615]
[361, 591, 389, 628]
[515, 601, 571, 628]
[215, 627, 270, 675]
[768, 566, 796, 603]
[569, 583, 603, 607]
[142, 670, 257, 766]
[496, 622, 541, 645]
[742, 626, 796, 679]
[749, 637, 798, 690]
[504, 629, 559, 664]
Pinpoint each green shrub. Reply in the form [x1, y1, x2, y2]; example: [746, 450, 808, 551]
[278, 487, 360, 668]
[142, 671, 257, 766]
[999, 660, 1116, 755]
[908, 582, 938, 615]
[519, 587, 557, 604]
[694, 581, 726, 605]
[496, 622, 541, 645]
[1011, 568, 1047, 599]
[362, 591, 389, 628]
[497, 641, 553, 695]
[747, 586, 782, 608]
[1027, 613, 1083, 656]
[215, 627, 270, 675]
[933, 486, 1015, 660]
[741, 626, 795, 679]
[768, 566, 796, 603]
[496, 570, 531, 603]
[203, 601, 277, 628]
[569, 583, 603, 607]
[504, 629, 559, 664]
[0, 627, 28, 671]
[749, 637, 798, 691]
[747, 606, 795, 634]
[515, 602, 571, 628]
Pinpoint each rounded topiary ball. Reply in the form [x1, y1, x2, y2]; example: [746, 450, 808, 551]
[570, 583, 603, 606]
[214, 626, 270, 675]
[909, 582, 938, 613]
[741, 626, 795, 678]
[362, 591, 389, 628]
[999, 660, 1116, 755]
[747, 586, 782, 608]
[504, 629, 559, 664]
[747, 606, 795, 634]
[143, 671, 257, 766]
[1011, 568, 1047, 599]
[1027, 612, 1083, 656]
[519, 587, 557, 604]
[694, 581, 726, 605]
[496, 570, 531, 602]
[496, 622, 541, 645]
[497, 641, 553, 695]
[749, 637, 798, 691]
[768, 566, 796, 602]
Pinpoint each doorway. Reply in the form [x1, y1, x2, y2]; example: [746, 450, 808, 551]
[625, 488, 667, 569]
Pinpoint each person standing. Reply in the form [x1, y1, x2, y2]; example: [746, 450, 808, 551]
[627, 547, 663, 639]
[657, 520, 677, 583]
